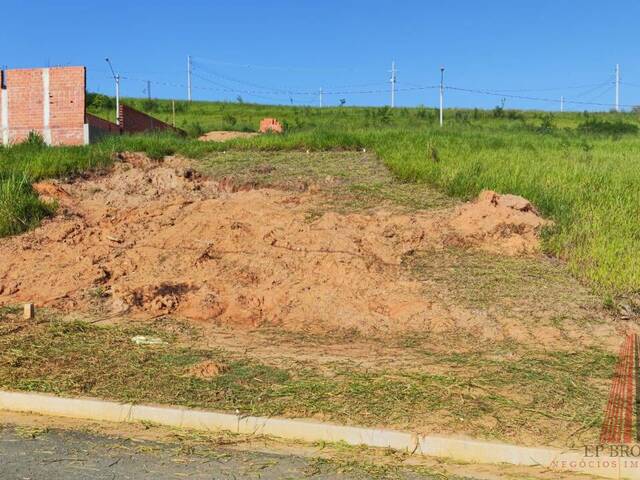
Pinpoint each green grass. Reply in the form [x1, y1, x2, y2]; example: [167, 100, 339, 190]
[0, 140, 115, 234]
[0, 315, 615, 447]
[376, 127, 640, 296]
[2, 100, 640, 297]
[0, 174, 54, 236]
[86, 94, 640, 134]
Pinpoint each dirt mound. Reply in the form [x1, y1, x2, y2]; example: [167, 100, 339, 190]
[0, 155, 550, 339]
[186, 360, 229, 379]
[448, 190, 549, 255]
[199, 131, 259, 142]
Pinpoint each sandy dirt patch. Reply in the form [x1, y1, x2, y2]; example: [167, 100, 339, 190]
[199, 131, 259, 142]
[1, 154, 552, 339]
[186, 359, 229, 379]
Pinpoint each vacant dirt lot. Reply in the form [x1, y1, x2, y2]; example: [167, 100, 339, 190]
[0, 151, 630, 448]
[0, 152, 597, 345]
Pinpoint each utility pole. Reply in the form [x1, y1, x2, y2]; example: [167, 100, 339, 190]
[187, 55, 192, 102]
[105, 58, 120, 125]
[615, 63, 620, 112]
[115, 74, 120, 124]
[390, 61, 397, 107]
[560, 96, 564, 113]
[319, 87, 323, 108]
[146, 80, 151, 100]
[439, 66, 445, 127]
[172, 100, 176, 127]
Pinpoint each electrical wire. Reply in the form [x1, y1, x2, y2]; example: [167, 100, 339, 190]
[445, 86, 635, 108]
[93, 66, 638, 108]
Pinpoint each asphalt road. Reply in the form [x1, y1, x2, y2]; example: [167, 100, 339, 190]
[0, 425, 467, 480]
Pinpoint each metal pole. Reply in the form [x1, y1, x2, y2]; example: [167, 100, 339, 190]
[115, 74, 120, 125]
[105, 58, 120, 125]
[147, 80, 151, 100]
[439, 67, 444, 127]
[390, 61, 396, 108]
[560, 96, 564, 113]
[187, 55, 192, 102]
[615, 64, 620, 112]
[319, 87, 323, 108]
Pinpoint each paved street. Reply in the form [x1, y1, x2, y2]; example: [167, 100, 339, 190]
[0, 424, 466, 480]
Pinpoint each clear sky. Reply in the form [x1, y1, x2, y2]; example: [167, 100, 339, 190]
[3, 0, 639, 111]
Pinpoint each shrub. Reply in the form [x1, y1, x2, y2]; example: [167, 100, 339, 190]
[537, 114, 556, 134]
[183, 121, 205, 138]
[222, 113, 237, 129]
[86, 93, 114, 111]
[25, 131, 47, 147]
[415, 106, 428, 120]
[577, 119, 639, 136]
[141, 99, 159, 112]
[375, 106, 392, 125]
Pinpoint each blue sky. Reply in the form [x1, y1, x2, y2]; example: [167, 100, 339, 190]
[3, 0, 639, 110]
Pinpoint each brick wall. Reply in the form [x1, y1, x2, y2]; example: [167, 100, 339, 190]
[119, 104, 183, 135]
[86, 113, 120, 142]
[0, 66, 86, 146]
[0, 65, 184, 146]
[49, 67, 86, 145]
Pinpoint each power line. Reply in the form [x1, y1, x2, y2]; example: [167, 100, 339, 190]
[190, 69, 436, 96]
[193, 60, 390, 94]
[583, 86, 614, 104]
[446, 85, 637, 108]
[90, 61, 640, 108]
[191, 71, 302, 103]
[572, 79, 614, 99]
[99, 73, 635, 108]
[193, 61, 294, 94]
[468, 82, 614, 93]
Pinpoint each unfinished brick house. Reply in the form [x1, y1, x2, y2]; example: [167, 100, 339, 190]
[0, 66, 181, 146]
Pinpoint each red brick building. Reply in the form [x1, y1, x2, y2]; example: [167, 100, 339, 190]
[0, 65, 182, 146]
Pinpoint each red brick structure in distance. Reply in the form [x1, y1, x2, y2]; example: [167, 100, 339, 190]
[118, 104, 184, 136]
[1, 65, 184, 146]
[259, 118, 284, 134]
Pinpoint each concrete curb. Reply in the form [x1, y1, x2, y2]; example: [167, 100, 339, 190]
[0, 390, 635, 479]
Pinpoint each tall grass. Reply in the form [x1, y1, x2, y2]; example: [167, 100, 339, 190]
[0, 140, 113, 236]
[0, 174, 54, 236]
[374, 128, 640, 295]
